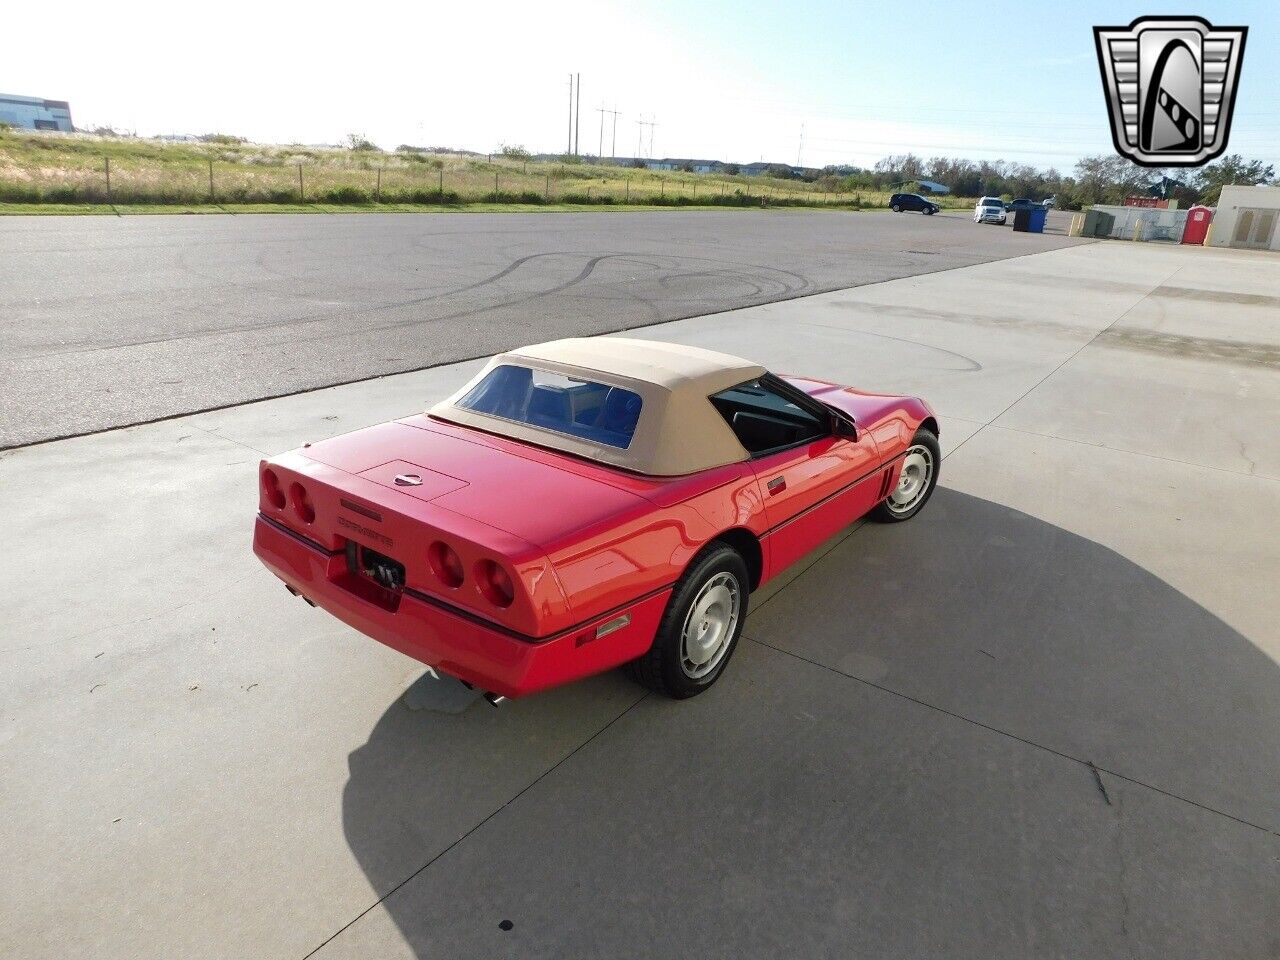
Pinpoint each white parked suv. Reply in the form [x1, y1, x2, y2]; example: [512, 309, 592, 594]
[974, 197, 1007, 224]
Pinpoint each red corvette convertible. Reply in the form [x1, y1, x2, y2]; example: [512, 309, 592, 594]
[254, 338, 939, 701]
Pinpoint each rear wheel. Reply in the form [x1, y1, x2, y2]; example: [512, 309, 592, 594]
[870, 428, 940, 523]
[891, 203, 901, 212]
[625, 544, 748, 699]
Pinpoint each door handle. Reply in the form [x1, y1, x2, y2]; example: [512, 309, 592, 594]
[767, 476, 786, 495]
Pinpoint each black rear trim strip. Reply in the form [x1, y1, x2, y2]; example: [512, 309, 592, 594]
[261, 450, 907, 641]
[403, 581, 677, 646]
[258, 512, 674, 645]
[259, 513, 343, 555]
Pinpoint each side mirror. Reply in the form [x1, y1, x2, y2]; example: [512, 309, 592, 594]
[830, 410, 858, 441]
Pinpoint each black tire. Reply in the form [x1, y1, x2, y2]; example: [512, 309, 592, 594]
[625, 543, 749, 699]
[869, 427, 940, 523]
[891, 203, 901, 212]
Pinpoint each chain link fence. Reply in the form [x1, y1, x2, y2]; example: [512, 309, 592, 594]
[1, 144, 890, 210]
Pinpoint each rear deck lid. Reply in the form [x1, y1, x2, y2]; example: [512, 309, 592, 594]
[301, 419, 647, 548]
[357, 460, 468, 502]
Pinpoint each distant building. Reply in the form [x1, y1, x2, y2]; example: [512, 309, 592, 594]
[915, 180, 951, 194]
[0, 93, 73, 132]
[641, 158, 725, 173]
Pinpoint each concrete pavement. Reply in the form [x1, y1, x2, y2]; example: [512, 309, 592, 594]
[1, 239, 1276, 959]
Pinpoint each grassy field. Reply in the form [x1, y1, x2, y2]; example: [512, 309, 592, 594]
[0, 129, 974, 213]
[0, 202, 873, 216]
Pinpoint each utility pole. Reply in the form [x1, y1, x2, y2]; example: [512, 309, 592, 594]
[648, 118, 657, 159]
[567, 74, 574, 154]
[574, 73, 581, 156]
[796, 123, 805, 168]
[596, 105, 606, 161]
[636, 116, 644, 159]
[608, 106, 621, 159]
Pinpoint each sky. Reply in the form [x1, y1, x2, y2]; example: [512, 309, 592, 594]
[6, 1, 1278, 172]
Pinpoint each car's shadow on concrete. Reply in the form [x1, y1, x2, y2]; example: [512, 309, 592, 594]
[338, 488, 1278, 958]
[744, 486, 1279, 831]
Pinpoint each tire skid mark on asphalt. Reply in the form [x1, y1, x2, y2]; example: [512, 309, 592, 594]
[17, 252, 604, 359]
[20, 251, 815, 360]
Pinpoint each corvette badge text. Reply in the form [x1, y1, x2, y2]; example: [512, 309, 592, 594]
[1094, 16, 1247, 167]
[337, 515, 394, 548]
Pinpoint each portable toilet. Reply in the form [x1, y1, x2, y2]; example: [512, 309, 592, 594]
[1182, 205, 1213, 245]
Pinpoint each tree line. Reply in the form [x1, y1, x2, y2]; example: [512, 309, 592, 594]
[811, 153, 1276, 208]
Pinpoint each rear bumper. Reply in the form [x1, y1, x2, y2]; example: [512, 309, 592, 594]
[253, 515, 670, 698]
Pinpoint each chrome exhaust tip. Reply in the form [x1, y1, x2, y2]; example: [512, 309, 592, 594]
[285, 583, 317, 607]
[483, 692, 507, 707]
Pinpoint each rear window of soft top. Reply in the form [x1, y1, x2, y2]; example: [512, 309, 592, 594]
[456, 364, 643, 449]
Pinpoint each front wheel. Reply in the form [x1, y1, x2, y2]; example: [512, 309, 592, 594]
[870, 428, 940, 523]
[625, 544, 748, 699]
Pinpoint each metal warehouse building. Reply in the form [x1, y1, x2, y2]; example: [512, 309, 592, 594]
[0, 93, 73, 132]
[1208, 185, 1280, 252]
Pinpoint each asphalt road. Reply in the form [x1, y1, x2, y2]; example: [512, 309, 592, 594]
[0, 209, 1083, 447]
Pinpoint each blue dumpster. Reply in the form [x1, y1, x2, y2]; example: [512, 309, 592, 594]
[1027, 207, 1047, 233]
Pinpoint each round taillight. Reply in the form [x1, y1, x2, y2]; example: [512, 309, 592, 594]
[289, 482, 315, 524]
[262, 469, 286, 510]
[428, 541, 465, 588]
[476, 559, 515, 608]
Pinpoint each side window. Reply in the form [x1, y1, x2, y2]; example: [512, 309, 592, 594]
[710, 378, 827, 455]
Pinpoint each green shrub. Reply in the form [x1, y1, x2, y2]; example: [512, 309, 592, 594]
[43, 186, 83, 203]
[0, 184, 41, 202]
[323, 185, 371, 204]
[403, 189, 460, 205]
[559, 192, 614, 205]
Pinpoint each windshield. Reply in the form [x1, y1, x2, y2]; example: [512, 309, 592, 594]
[456, 364, 643, 449]
[979, 197, 1003, 207]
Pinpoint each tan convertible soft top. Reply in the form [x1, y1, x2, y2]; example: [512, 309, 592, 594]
[430, 337, 767, 476]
